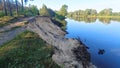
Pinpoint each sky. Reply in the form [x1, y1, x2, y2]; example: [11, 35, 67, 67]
[22, 0, 120, 12]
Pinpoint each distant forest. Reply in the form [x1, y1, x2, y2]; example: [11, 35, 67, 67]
[67, 8, 120, 18]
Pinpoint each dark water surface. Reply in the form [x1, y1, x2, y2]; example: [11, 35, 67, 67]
[65, 18, 120, 68]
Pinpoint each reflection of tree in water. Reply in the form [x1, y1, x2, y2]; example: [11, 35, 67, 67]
[98, 18, 111, 24]
[70, 17, 97, 23]
[69, 17, 120, 24]
[111, 18, 120, 22]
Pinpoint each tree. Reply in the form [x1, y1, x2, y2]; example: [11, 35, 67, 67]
[2, 0, 7, 16]
[7, 0, 13, 16]
[29, 5, 39, 16]
[59, 4, 68, 16]
[90, 9, 97, 16]
[85, 9, 91, 15]
[21, 0, 27, 12]
[67, 12, 73, 18]
[48, 8, 55, 17]
[21, 0, 24, 11]
[0, 0, 2, 10]
[15, 0, 18, 15]
[21, 0, 33, 12]
[0, 0, 37, 16]
[99, 8, 112, 16]
[39, 4, 50, 16]
[84, 9, 97, 16]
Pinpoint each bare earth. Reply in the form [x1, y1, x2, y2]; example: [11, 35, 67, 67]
[0, 17, 33, 45]
[26, 16, 96, 68]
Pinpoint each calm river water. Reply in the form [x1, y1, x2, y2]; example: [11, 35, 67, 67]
[65, 18, 120, 68]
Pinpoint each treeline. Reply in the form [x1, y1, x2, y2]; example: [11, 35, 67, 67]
[0, 0, 68, 30]
[0, 0, 68, 19]
[40, 4, 68, 19]
[0, 0, 39, 17]
[39, 4, 68, 30]
[67, 8, 120, 18]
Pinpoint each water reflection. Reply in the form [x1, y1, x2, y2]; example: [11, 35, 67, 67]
[69, 17, 120, 24]
[65, 18, 120, 68]
[69, 17, 97, 23]
[99, 18, 111, 24]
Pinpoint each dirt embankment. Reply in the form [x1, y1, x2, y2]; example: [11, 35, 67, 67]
[26, 16, 96, 68]
[0, 16, 96, 68]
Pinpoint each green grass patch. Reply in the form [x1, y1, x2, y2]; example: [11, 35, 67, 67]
[0, 31, 60, 68]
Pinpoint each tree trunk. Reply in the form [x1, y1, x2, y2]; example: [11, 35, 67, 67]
[2, 0, 7, 16]
[7, 0, 12, 16]
[21, 0, 24, 12]
[15, 0, 18, 15]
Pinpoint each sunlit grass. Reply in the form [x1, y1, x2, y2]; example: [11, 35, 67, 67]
[0, 31, 60, 68]
[0, 16, 18, 27]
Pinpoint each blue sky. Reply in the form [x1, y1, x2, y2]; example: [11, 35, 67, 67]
[23, 0, 120, 12]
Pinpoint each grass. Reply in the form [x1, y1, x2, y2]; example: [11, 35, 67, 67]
[0, 16, 18, 27]
[0, 31, 60, 68]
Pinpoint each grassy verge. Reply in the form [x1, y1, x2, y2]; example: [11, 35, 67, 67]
[0, 16, 18, 27]
[0, 31, 60, 68]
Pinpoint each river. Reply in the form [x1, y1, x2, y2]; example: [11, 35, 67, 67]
[65, 18, 120, 68]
